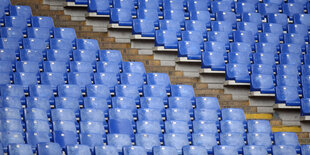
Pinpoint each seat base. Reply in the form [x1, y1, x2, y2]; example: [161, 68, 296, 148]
[273, 103, 300, 109]
[108, 24, 132, 29]
[224, 80, 250, 86]
[65, 2, 88, 7]
[249, 91, 275, 97]
[86, 12, 110, 18]
[153, 46, 178, 52]
[176, 57, 201, 63]
[200, 68, 225, 74]
[130, 35, 155, 40]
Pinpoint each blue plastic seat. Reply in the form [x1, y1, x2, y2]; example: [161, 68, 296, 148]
[79, 133, 105, 150]
[0, 132, 25, 148]
[123, 146, 147, 155]
[94, 145, 118, 155]
[53, 130, 78, 148]
[73, 49, 97, 63]
[53, 120, 77, 133]
[19, 49, 44, 62]
[193, 120, 218, 133]
[31, 16, 54, 31]
[120, 73, 145, 91]
[258, 3, 279, 14]
[0, 119, 23, 132]
[302, 65, 310, 75]
[301, 145, 310, 155]
[287, 24, 308, 36]
[57, 84, 82, 98]
[80, 121, 105, 135]
[158, 19, 181, 32]
[49, 39, 73, 50]
[288, 0, 308, 4]
[115, 85, 140, 102]
[247, 133, 273, 149]
[236, 22, 258, 36]
[284, 33, 306, 45]
[152, 146, 178, 155]
[166, 108, 191, 122]
[113, 0, 135, 9]
[204, 41, 226, 53]
[252, 53, 276, 65]
[184, 20, 206, 32]
[46, 49, 71, 61]
[51, 108, 76, 122]
[88, 0, 110, 15]
[55, 97, 80, 114]
[267, 13, 288, 26]
[201, 51, 226, 71]
[211, 21, 233, 32]
[262, 23, 283, 34]
[110, 8, 133, 26]
[274, 132, 300, 150]
[294, 14, 310, 27]
[96, 61, 120, 74]
[83, 97, 109, 116]
[282, 3, 304, 17]
[183, 145, 207, 155]
[302, 98, 310, 115]
[192, 133, 217, 153]
[76, 39, 99, 50]
[221, 108, 246, 122]
[29, 84, 53, 98]
[247, 120, 272, 133]
[8, 144, 33, 155]
[80, 108, 105, 122]
[181, 31, 204, 43]
[164, 133, 189, 154]
[140, 97, 165, 111]
[194, 109, 219, 122]
[170, 85, 195, 100]
[280, 43, 303, 54]
[86, 84, 110, 99]
[146, 73, 171, 92]
[258, 32, 281, 44]
[143, 85, 167, 99]
[263, 0, 283, 4]
[137, 9, 159, 22]
[107, 133, 132, 152]
[206, 31, 230, 44]
[13, 72, 38, 88]
[276, 87, 300, 106]
[168, 97, 193, 113]
[277, 64, 299, 75]
[40, 72, 65, 89]
[23, 38, 47, 50]
[0, 38, 20, 51]
[187, 0, 210, 11]
[220, 133, 244, 152]
[27, 27, 51, 43]
[109, 108, 133, 121]
[220, 120, 245, 133]
[137, 108, 162, 122]
[211, 1, 232, 13]
[69, 61, 93, 73]
[24, 108, 48, 121]
[272, 145, 297, 155]
[215, 11, 236, 25]
[241, 12, 262, 25]
[0, 96, 22, 109]
[279, 53, 302, 66]
[93, 72, 118, 93]
[112, 97, 137, 116]
[136, 120, 162, 135]
[0, 0, 10, 11]
[165, 120, 190, 134]
[0, 49, 16, 63]
[25, 119, 50, 133]
[155, 30, 178, 49]
[67, 72, 93, 89]
[99, 50, 122, 66]
[133, 19, 156, 37]
[122, 61, 146, 75]
[195, 97, 220, 111]
[43, 61, 68, 73]
[53, 28, 77, 46]
[235, 2, 256, 14]
[228, 52, 251, 64]
[0, 84, 24, 97]
[189, 11, 211, 25]
[1, 27, 23, 42]
[135, 133, 161, 153]
[233, 31, 255, 44]
[66, 145, 91, 155]
[26, 131, 51, 147]
[16, 61, 39, 73]
[4, 16, 27, 32]
[243, 145, 268, 155]
[162, 0, 184, 10]
[213, 145, 238, 155]
[0, 73, 11, 85]
[37, 142, 62, 155]
[138, 0, 160, 9]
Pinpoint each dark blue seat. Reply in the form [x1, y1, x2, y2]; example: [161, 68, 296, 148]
[181, 31, 204, 44]
[262, 23, 283, 34]
[110, 8, 134, 26]
[46, 49, 71, 61]
[120, 73, 145, 91]
[225, 63, 250, 83]
[99, 50, 122, 67]
[57, 84, 82, 98]
[138, 0, 160, 9]
[0, 96, 22, 109]
[282, 3, 304, 17]
[1, 27, 24, 42]
[279, 53, 302, 66]
[170, 85, 195, 101]
[178, 41, 202, 60]
[27, 27, 51, 43]
[29, 84, 53, 98]
[0, 0, 10, 11]
[206, 31, 230, 44]
[211, 21, 233, 32]
[0, 132, 24, 149]
[16, 61, 39, 73]
[0, 84, 24, 98]
[13, 72, 38, 88]
[37, 142, 62, 155]
[52, 120, 77, 133]
[258, 3, 279, 14]
[241, 12, 262, 25]
[0, 119, 23, 133]
[0, 61, 13, 73]
[280, 43, 303, 54]
[158, 19, 181, 32]
[122, 61, 146, 75]
[83, 97, 109, 116]
[19, 49, 44, 62]
[137, 9, 159, 22]
[0, 49, 17, 63]
[133, 19, 156, 37]
[252, 53, 276, 65]
[0, 73, 11, 85]
[258, 32, 281, 44]
[162, 0, 184, 10]
[250, 74, 275, 93]
[24, 108, 48, 121]
[201, 51, 226, 71]
[72, 49, 97, 63]
[31, 16, 54, 31]
[23, 38, 47, 50]
[215, 11, 236, 25]
[113, 0, 135, 9]
[4, 16, 28, 32]
[187, 0, 210, 11]
[211, 1, 232, 13]
[53, 130, 78, 148]
[189, 11, 211, 25]
[277, 64, 299, 75]
[294, 14, 310, 27]
[301, 98, 310, 115]
[236, 22, 258, 36]
[287, 24, 308, 36]
[283, 33, 306, 45]
[51, 108, 76, 122]
[49, 39, 73, 50]
[146, 73, 171, 92]
[88, 0, 110, 15]
[26, 131, 51, 147]
[53, 28, 77, 46]
[40, 72, 66, 89]
[235, 2, 256, 14]
[185, 20, 206, 32]
[275, 86, 300, 106]
[267, 13, 288, 26]
[25, 119, 50, 133]
[76, 39, 99, 50]
[0, 38, 20, 51]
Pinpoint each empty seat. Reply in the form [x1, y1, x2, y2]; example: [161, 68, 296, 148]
[282, 3, 304, 17]
[163, 10, 185, 25]
[120, 73, 145, 90]
[252, 53, 276, 65]
[225, 64, 250, 83]
[192, 120, 218, 133]
[57, 84, 82, 98]
[274, 132, 300, 150]
[235, 2, 256, 14]
[213, 145, 238, 155]
[115, 85, 140, 102]
[301, 145, 310, 155]
[83, 97, 109, 116]
[31, 16, 54, 31]
[146, 73, 171, 92]
[46, 49, 71, 62]
[241, 12, 262, 25]
[23, 38, 47, 50]
[267, 13, 288, 26]
[272, 145, 297, 155]
[0, 84, 24, 98]
[122, 61, 146, 75]
[51, 108, 76, 122]
[168, 97, 193, 113]
[211, 1, 232, 13]
[279, 53, 302, 66]
[262, 23, 283, 34]
[202, 51, 226, 71]
[287, 24, 308, 36]
[1, 27, 24, 41]
[294, 14, 310, 27]
[220, 133, 244, 151]
[0, 38, 20, 51]
[66, 145, 91, 155]
[165, 120, 190, 134]
[158, 19, 181, 31]
[109, 108, 133, 120]
[195, 97, 221, 111]
[8, 144, 33, 155]
[251, 64, 274, 75]
[301, 98, 310, 115]
[135, 133, 161, 153]
[55, 97, 80, 114]
[16, 61, 39, 73]
[183, 145, 207, 155]
[177, 41, 202, 60]
[155, 30, 178, 49]
[53, 28, 77, 45]
[76, 39, 99, 50]
[140, 97, 165, 111]
[26, 131, 51, 147]
[4, 16, 27, 31]
[236, 22, 258, 36]
[250, 74, 275, 94]
[53, 130, 78, 148]
[80, 132, 106, 149]
[110, 8, 133, 26]
[247, 120, 272, 133]
[243, 145, 268, 155]
[136, 9, 159, 22]
[37, 142, 62, 155]
[189, 11, 211, 25]
[166, 108, 191, 122]
[194, 109, 219, 122]
[210, 21, 233, 32]
[170, 85, 195, 100]
[133, 19, 156, 37]
[13, 72, 38, 88]
[221, 108, 246, 122]
[136, 120, 162, 135]
[0, 49, 16, 63]
[106, 134, 132, 152]
[99, 50, 122, 66]
[152, 146, 178, 155]
[73, 49, 97, 63]
[187, 0, 210, 11]
[93, 72, 118, 92]
[67, 72, 93, 89]
[138, 0, 160, 9]
[24, 108, 48, 121]
[0, 132, 25, 148]
[27, 27, 51, 43]
[192, 133, 218, 153]
[137, 108, 163, 122]
[215, 11, 236, 25]
[143, 85, 167, 99]
[220, 120, 245, 133]
[258, 3, 279, 14]
[284, 33, 306, 45]
[0, 119, 23, 132]
[69, 61, 93, 73]
[25, 119, 50, 133]
[96, 61, 120, 74]
[113, 0, 135, 9]
[29, 84, 53, 98]
[43, 61, 68, 73]
[94, 145, 118, 155]
[40, 72, 66, 89]
[247, 133, 273, 149]
[258, 33, 281, 44]
[123, 146, 147, 155]
[112, 97, 137, 116]
[206, 31, 230, 44]
[0, 96, 22, 109]
[164, 133, 189, 154]
[49, 39, 73, 50]
[280, 43, 303, 54]
[19, 49, 44, 62]
[26, 97, 51, 114]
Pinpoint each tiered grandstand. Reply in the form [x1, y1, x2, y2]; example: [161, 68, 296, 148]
[0, 0, 310, 154]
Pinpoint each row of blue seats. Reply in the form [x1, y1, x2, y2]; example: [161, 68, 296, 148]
[3, 143, 310, 155]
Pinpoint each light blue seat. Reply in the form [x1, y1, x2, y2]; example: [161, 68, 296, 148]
[8, 144, 33, 155]
[37, 142, 62, 155]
